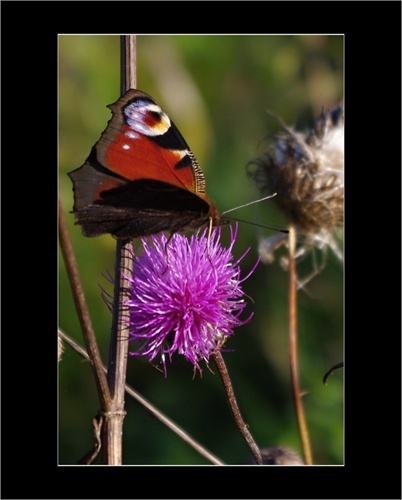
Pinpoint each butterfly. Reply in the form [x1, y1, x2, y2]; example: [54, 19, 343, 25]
[68, 89, 226, 239]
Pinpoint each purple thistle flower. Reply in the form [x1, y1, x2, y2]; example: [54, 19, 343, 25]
[125, 224, 259, 376]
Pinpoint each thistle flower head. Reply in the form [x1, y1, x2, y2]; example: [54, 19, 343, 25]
[248, 106, 344, 266]
[125, 224, 258, 376]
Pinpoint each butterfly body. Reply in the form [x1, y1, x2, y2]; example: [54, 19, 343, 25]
[69, 89, 226, 239]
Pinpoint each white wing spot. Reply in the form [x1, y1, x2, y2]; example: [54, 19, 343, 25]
[125, 130, 139, 140]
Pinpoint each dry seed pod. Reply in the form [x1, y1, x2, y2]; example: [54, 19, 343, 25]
[248, 106, 344, 266]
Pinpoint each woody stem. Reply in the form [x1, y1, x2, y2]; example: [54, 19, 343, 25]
[102, 35, 137, 465]
[212, 351, 263, 465]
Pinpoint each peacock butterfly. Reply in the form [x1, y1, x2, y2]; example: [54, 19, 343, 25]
[68, 89, 226, 239]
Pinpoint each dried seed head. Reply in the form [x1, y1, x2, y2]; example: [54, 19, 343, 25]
[248, 106, 344, 267]
[249, 106, 344, 232]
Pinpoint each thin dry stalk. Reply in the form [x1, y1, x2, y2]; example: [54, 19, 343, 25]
[212, 351, 263, 465]
[58, 198, 111, 411]
[288, 224, 312, 464]
[59, 329, 225, 465]
[101, 35, 137, 465]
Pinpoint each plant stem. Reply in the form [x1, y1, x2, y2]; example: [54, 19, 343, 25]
[60, 329, 225, 465]
[102, 35, 137, 465]
[288, 224, 313, 464]
[58, 198, 111, 411]
[212, 351, 263, 465]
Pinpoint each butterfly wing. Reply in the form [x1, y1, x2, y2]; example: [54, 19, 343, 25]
[70, 179, 214, 239]
[69, 89, 224, 238]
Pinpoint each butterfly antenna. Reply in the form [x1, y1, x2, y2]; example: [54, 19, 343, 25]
[223, 193, 289, 234]
[222, 193, 278, 215]
[224, 215, 288, 234]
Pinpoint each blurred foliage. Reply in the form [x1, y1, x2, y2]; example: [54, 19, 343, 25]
[58, 34, 343, 465]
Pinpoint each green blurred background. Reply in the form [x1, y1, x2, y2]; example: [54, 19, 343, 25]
[58, 35, 343, 465]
